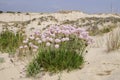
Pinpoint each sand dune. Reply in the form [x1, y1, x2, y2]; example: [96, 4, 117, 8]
[0, 11, 120, 80]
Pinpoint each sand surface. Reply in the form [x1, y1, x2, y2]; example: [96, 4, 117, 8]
[0, 48, 120, 80]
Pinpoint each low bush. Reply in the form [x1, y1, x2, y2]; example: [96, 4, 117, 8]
[0, 11, 3, 13]
[6, 11, 15, 13]
[19, 25, 93, 76]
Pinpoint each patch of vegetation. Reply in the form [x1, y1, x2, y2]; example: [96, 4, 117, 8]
[0, 11, 3, 13]
[89, 24, 117, 36]
[21, 21, 31, 26]
[47, 16, 58, 22]
[62, 20, 76, 25]
[27, 48, 84, 76]
[6, 11, 15, 14]
[0, 57, 4, 63]
[38, 22, 41, 25]
[24, 25, 92, 76]
[0, 30, 24, 54]
[17, 12, 21, 13]
[32, 18, 36, 21]
[106, 28, 120, 52]
[26, 13, 29, 15]
[58, 10, 72, 14]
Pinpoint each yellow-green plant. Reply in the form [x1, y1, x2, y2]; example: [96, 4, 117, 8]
[0, 30, 23, 54]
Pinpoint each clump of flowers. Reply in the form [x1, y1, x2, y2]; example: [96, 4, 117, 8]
[20, 25, 93, 76]
[20, 25, 92, 53]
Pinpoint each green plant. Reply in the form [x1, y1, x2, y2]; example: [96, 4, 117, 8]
[27, 38, 85, 76]
[25, 25, 92, 76]
[0, 30, 23, 54]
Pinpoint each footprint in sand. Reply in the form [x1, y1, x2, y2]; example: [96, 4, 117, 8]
[96, 70, 112, 76]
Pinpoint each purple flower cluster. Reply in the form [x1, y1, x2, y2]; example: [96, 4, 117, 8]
[19, 25, 93, 52]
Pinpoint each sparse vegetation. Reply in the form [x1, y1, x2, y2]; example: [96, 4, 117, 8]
[106, 27, 120, 52]
[26, 13, 29, 15]
[89, 24, 117, 36]
[32, 18, 36, 21]
[17, 12, 21, 13]
[58, 10, 72, 14]
[0, 11, 3, 13]
[38, 22, 41, 25]
[0, 57, 4, 63]
[6, 11, 15, 14]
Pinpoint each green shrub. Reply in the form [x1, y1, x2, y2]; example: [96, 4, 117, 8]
[0, 30, 23, 54]
[27, 38, 86, 76]
[25, 25, 92, 76]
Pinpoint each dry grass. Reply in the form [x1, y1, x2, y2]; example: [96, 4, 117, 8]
[106, 27, 120, 52]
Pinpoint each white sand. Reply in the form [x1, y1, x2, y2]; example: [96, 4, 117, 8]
[0, 48, 120, 80]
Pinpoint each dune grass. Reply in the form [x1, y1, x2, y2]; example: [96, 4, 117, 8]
[106, 27, 120, 52]
[27, 38, 86, 76]
[89, 24, 117, 36]
[0, 30, 23, 54]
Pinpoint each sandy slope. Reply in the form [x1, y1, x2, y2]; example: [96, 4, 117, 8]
[0, 48, 120, 80]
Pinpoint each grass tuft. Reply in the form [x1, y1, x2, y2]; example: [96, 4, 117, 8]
[27, 38, 86, 76]
[0, 30, 23, 54]
[106, 27, 120, 52]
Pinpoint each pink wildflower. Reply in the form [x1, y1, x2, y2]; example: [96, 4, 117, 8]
[23, 40, 28, 44]
[46, 42, 51, 46]
[55, 39, 61, 43]
[29, 36, 35, 40]
[55, 44, 59, 49]
[24, 45, 28, 48]
[19, 46, 23, 49]
[38, 40, 42, 44]
[61, 38, 66, 42]
[65, 37, 69, 41]
[35, 37, 40, 41]
[42, 38, 47, 42]
[48, 38, 53, 42]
